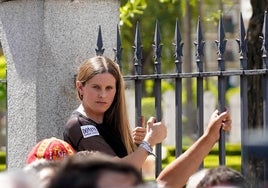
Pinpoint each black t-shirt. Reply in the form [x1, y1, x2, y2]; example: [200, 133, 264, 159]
[63, 111, 128, 158]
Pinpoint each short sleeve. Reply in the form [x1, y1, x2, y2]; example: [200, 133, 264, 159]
[63, 115, 116, 156]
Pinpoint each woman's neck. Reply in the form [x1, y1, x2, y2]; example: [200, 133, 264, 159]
[77, 104, 103, 124]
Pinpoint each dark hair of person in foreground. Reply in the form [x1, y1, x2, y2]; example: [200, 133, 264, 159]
[47, 151, 144, 188]
[197, 165, 250, 188]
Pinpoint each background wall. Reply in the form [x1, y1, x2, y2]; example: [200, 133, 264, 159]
[0, 0, 120, 169]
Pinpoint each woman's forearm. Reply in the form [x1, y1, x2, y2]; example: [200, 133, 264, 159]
[156, 134, 216, 188]
[114, 146, 150, 170]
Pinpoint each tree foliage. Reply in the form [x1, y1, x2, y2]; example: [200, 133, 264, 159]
[0, 56, 6, 112]
[119, 0, 233, 75]
[245, 0, 268, 186]
[120, 0, 185, 75]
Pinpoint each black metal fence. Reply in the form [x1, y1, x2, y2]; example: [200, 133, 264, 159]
[96, 12, 268, 184]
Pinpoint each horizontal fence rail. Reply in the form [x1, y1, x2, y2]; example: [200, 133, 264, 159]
[95, 11, 268, 185]
[123, 69, 267, 80]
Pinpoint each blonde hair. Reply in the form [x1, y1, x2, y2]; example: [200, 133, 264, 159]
[76, 56, 136, 154]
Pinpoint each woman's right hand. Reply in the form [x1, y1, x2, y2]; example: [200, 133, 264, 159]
[143, 117, 167, 146]
[204, 109, 232, 143]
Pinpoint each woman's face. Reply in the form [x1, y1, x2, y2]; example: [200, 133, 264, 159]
[78, 73, 116, 120]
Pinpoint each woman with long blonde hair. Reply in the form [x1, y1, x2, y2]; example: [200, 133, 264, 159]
[63, 55, 167, 169]
[63, 56, 232, 187]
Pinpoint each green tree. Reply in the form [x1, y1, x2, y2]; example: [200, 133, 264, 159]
[120, 0, 184, 75]
[245, 0, 267, 186]
[119, 0, 234, 74]
[120, 0, 268, 185]
[119, 0, 233, 134]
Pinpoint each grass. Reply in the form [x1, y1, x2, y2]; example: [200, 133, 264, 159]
[0, 151, 6, 171]
[0, 164, 5, 171]
[0, 143, 242, 173]
[204, 155, 241, 172]
[162, 143, 241, 172]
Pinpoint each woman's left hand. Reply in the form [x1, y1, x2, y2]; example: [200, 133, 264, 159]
[132, 116, 146, 145]
[132, 127, 146, 145]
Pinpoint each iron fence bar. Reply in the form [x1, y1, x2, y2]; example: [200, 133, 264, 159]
[133, 22, 143, 127]
[261, 11, 268, 184]
[174, 18, 183, 157]
[215, 15, 227, 165]
[113, 24, 123, 71]
[236, 12, 249, 177]
[194, 17, 205, 169]
[95, 25, 105, 56]
[153, 19, 163, 177]
[92, 14, 268, 182]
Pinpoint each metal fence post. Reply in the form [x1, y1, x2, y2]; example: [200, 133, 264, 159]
[152, 19, 163, 177]
[236, 12, 248, 176]
[215, 15, 227, 165]
[194, 17, 205, 168]
[133, 22, 143, 128]
[174, 18, 183, 157]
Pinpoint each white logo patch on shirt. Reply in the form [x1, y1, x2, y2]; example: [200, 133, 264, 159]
[80, 125, 99, 138]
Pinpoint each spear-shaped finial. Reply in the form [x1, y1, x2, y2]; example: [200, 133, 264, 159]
[194, 17, 205, 65]
[236, 12, 247, 70]
[152, 19, 162, 74]
[113, 24, 123, 71]
[173, 18, 184, 73]
[215, 15, 227, 61]
[133, 21, 143, 75]
[95, 25, 105, 56]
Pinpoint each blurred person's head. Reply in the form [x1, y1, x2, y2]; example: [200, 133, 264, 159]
[0, 169, 38, 188]
[24, 159, 61, 188]
[186, 169, 208, 188]
[187, 166, 249, 188]
[48, 151, 144, 188]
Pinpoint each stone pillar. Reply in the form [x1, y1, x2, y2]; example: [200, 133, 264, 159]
[0, 0, 119, 169]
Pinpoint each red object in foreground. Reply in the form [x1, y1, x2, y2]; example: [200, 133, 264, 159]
[26, 137, 75, 164]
